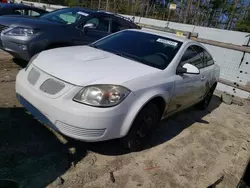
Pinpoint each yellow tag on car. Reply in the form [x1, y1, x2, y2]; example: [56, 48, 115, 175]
[176, 31, 184, 37]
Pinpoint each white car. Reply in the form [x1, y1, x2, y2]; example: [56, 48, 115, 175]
[16, 29, 220, 150]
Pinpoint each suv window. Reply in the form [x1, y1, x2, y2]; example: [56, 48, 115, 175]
[40, 9, 87, 25]
[27, 9, 41, 17]
[13, 8, 25, 15]
[86, 17, 111, 32]
[111, 19, 130, 33]
[180, 46, 204, 69]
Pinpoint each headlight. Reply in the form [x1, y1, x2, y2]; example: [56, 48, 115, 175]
[25, 53, 39, 71]
[4, 27, 37, 36]
[73, 85, 131, 107]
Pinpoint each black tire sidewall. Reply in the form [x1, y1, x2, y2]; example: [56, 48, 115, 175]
[197, 84, 216, 110]
[121, 103, 160, 151]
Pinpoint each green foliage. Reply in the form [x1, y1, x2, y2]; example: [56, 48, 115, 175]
[236, 10, 250, 32]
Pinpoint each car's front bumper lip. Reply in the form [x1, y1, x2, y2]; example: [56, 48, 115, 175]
[16, 94, 108, 140]
[15, 69, 128, 142]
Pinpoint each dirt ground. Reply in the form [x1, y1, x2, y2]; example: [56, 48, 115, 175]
[0, 50, 250, 188]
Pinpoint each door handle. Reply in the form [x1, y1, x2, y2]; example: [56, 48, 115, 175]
[201, 76, 206, 81]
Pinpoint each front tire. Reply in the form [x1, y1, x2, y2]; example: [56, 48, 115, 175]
[121, 103, 160, 151]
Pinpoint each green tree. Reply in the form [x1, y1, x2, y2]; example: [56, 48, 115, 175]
[235, 8, 250, 32]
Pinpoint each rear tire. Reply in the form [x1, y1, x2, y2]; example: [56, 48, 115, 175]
[121, 103, 160, 151]
[196, 83, 216, 110]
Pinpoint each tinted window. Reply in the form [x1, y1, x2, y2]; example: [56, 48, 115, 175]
[41, 9, 87, 25]
[86, 17, 110, 32]
[180, 46, 204, 69]
[28, 9, 41, 17]
[13, 8, 25, 15]
[111, 19, 130, 33]
[204, 51, 214, 67]
[91, 30, 182, 70]
[192, 45, 204, 59]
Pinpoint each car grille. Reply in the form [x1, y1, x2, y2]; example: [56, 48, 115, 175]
[55, 121, 106, 137]
[0, 24, 8, 33]
[28, 68, 40, 85]
[40, 78, 65, 95]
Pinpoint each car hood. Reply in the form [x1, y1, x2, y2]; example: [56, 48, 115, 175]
[0, 15, 61, 28]
[33, 46, 161, 86]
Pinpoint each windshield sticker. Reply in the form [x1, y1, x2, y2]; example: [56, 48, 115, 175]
[156, 38, 178, 47]
[77, 11, 89, 16]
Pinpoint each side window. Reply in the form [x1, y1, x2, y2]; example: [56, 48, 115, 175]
[204, 51, 214, 67]
[111, 19, 130, 33]
[180, 46, 204, 69]
[86, 17, 111, 32]
[27, 9, 41, 17]
[59, 11, 77, 24]
[192, 45, 204, 60]
[13, 9, 26, 15]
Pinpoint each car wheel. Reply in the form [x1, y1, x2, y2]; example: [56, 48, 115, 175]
[121, 103, 160, 151]
[197, 83, 216, 110]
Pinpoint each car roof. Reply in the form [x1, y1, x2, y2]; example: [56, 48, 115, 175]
[128, 28, 191, 43]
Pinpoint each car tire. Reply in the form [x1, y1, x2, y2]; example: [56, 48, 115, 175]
[121, 103, 160, 151]
[196, 83, 217, 110]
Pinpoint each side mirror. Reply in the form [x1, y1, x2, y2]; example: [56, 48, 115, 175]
[177, 63, 200, 75]
[83, 22, 96, 33]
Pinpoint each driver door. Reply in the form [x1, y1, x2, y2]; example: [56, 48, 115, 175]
[78, 16, 112, 45]
[167, 45, 205, 113]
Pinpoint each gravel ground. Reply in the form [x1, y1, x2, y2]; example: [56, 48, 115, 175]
[0, 50, 249, 188]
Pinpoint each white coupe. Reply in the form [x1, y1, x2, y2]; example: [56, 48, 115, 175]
[16, 29, 220, 150]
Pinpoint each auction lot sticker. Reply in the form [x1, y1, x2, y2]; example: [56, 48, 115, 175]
[156, 38, 178, 47]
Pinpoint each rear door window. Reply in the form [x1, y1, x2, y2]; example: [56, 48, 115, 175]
[13, 8, 26, 15]
[111, 19, 130, 33]
[27, 9, 41, 17]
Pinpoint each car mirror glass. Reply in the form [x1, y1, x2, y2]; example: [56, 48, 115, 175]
[83, 22, 96, 33]
[177, 63, 200, 75]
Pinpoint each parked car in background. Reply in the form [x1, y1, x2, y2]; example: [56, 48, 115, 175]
[0, 7, 140, 61]
[16, 29, 220, 151]
[0, 3, 47, 16]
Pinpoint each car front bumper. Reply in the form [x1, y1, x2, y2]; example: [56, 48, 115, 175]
[0, 33, 47, 61]
[0, 37, 31, 61]
[15, 68, 132, 142]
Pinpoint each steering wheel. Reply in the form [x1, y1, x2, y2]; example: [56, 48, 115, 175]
[154, 53, 169, 62]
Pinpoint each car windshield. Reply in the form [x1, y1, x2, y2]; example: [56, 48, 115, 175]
[40, 8, 89, 25]
[91, 30, 183, 70]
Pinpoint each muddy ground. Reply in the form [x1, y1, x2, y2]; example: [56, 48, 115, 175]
[0, 50, 250, 188]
